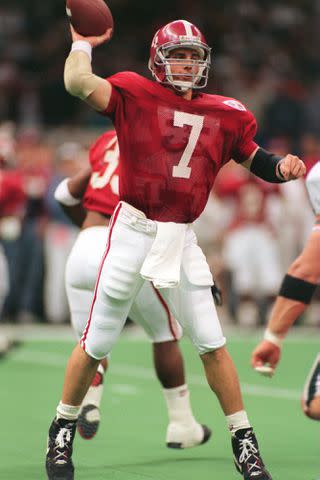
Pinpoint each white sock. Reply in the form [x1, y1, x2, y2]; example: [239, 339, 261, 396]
[56, 401, 81, 421]
[226, 410, 251, 433]
[163, 384, 196, 425]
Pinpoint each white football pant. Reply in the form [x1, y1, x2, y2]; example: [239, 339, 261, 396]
[65, 227, 182, 345]
[74, 202, 225, 360]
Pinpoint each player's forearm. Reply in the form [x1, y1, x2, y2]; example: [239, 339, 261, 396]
[243, 147, 286, 183]
[61, 204, 87, 228]
[64, 42, 111, 111]
[67, 167, 92, 199]
[267, 296, 306, 338]
[244, 147, 306, 182]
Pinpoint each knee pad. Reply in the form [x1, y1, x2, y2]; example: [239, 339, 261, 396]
[279, 274, 317, 304]
[101, 250, 143, 300]
[81, 310, 125, 360]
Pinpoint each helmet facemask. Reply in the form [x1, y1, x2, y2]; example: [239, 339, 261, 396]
[150, 41, 211, 92]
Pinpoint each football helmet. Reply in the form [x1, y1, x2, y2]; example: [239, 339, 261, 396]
[149, 20, 211, 92]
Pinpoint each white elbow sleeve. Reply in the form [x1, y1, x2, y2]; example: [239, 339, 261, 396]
[64, 42, 103, 100]
[54, 178, 81, 206]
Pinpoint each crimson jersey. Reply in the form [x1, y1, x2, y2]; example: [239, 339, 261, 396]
[83, 130, 119, 216]
[103, 72, 258, 223]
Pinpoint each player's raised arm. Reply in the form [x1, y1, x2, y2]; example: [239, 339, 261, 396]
[64, 25, 113, 112]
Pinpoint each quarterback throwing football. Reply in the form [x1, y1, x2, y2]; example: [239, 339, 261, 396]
[46, 19, 306, 480]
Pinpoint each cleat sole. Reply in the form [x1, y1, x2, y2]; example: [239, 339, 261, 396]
[77, 404, 99, 440]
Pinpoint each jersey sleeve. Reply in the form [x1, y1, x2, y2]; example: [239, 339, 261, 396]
[232, 110, 258, 164]
[100, 71, 143, 117]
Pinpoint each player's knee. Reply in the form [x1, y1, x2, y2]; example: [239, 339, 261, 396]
[196, 336, 226, 356]
[82, 341, 110, 361]
[82, 327, 115, 359]
[82, 313, 123, 359]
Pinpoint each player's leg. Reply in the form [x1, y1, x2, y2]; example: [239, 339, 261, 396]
[179, 285, 271, 479]
[130, 281, 211, 448]
[46, 210, 149, 480]
[65, 227, 109, 439]
[66, 282, 108, 438]
[302, 353, 320, 420]
[164, 234, 272, 479]
[152, 340, 211, 448]
[47, 292, 137, 480]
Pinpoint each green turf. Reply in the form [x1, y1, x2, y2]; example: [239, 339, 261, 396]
[0, 333, 319, 479]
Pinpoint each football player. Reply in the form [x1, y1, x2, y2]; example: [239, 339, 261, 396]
[46, 20, 306, 480]
[252, 161, 320, 419]
[55, 129, 211, 447]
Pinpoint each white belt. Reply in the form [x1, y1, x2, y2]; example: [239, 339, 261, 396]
[118, 202, 157, 235]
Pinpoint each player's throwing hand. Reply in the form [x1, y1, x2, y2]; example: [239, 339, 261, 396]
[70, 24, 113, 47]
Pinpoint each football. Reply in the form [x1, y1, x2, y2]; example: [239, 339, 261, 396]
[66, 0, 114, 37]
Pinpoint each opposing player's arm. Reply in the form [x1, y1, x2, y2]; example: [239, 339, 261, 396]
[242, 147, 306, 182]
[54, 166, 91, 227]
[64, 26, 113, 112]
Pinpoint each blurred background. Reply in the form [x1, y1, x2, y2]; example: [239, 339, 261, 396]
[0, 0, 319, 342]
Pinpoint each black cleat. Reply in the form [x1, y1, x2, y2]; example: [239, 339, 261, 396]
[46, 417, 76, 480]
[232, 428, 272, 479]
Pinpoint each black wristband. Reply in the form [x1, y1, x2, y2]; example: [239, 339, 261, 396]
[250, 148, 286, 183]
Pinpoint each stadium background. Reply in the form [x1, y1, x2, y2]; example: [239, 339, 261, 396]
[0, 1, 319, 479]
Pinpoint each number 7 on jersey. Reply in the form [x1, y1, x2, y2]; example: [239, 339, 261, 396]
[172, 111, 204, 179]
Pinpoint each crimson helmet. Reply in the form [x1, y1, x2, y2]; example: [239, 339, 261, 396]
[149, 20, 211, 91]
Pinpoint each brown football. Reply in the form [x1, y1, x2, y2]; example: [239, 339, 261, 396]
[66, 0, 114, 37]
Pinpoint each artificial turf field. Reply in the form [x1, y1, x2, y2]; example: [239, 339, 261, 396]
[1, 328, 319, 480]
